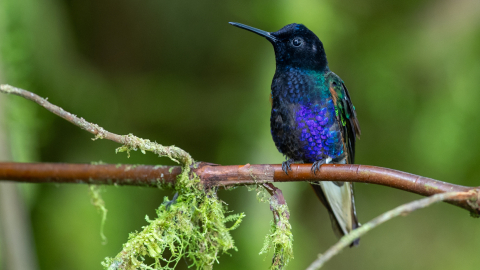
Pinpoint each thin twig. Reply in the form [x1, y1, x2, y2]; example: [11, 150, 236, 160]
[0, 84, 193, 166]
[305, 190, 479, 270]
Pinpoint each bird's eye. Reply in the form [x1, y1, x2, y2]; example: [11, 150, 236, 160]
[292, 38, 303, 47]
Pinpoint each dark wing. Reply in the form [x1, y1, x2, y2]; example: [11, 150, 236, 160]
[328, 72, 361, 164]
[324, 72, 361, 246]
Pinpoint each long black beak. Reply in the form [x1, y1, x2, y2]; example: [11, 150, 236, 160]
[229, 22, 277, 42]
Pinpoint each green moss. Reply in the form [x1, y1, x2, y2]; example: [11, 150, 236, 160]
[94, 133, 294, 269]
[259, 198, 294, 270]
[249, 185, 294, 270]
[102, 174, 245, 269]
[102, 137, 245, 270]
[89, 185, 108, 244]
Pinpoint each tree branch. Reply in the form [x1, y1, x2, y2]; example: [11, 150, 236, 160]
[305, 190, 479, 270]
[0, 162, 478, 215]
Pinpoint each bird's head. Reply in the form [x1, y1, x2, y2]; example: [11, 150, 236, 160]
[230, 22, 328, 71]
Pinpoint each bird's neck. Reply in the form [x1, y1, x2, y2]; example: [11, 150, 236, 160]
[273, 49, 329, 71]
[275, 64, 329, 74]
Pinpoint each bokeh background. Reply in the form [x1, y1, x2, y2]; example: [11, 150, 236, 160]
[1, 0, 480, 269]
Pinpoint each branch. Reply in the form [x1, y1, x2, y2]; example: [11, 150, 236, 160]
[0, 162, 479, 215]
[305, 190, 479, 270]
[0, 84, 192, 166]
[261, 183, 293, 269]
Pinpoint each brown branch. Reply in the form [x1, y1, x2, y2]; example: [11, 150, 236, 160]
[305, 190, 479, 270]
[0, 162, 478, 215]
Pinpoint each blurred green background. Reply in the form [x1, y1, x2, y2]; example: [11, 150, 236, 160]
[0, 0, 480, 269]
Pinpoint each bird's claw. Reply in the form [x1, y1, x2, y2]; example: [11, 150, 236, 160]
[282, 159, 295, 175]
[311, 160, 326, 175]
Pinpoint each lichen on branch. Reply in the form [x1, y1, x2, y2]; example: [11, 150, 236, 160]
[258, 184, 294, 270]
[114, 134, 193, 167]
[103, 150, 244, 270]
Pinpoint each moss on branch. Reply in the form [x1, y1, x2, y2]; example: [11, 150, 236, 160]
[103, 138, 245, 270]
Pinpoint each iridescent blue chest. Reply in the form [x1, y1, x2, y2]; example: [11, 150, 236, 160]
[270, 67, 345, 163]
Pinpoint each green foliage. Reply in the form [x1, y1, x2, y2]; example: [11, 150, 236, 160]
[102, 151, 245, 269]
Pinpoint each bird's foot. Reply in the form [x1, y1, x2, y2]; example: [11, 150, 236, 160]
[282, 159, 295, 175]
[311, 157, 332, 175]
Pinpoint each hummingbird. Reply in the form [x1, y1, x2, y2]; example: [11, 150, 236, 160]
[230, 22, 361, 245]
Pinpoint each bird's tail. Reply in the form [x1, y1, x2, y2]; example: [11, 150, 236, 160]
[310, 181, 360, 246]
